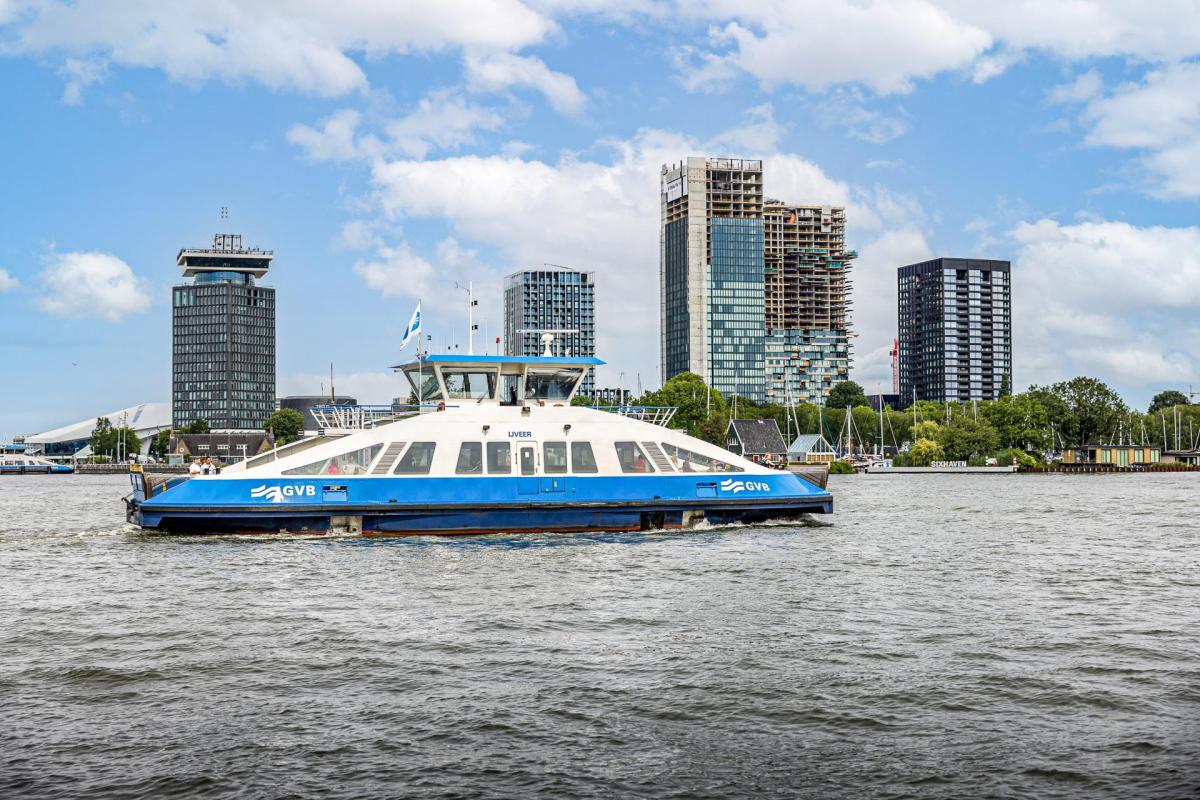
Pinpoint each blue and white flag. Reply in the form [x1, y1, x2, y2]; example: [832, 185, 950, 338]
[400, 303, 422, 352]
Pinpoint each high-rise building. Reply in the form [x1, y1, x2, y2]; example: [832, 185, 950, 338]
[661, 157, 766, 402]
[503, 268, 596, 395]
[660, 157, 854, 404]
[172, 233, 276, 430]
[763, 200, 856, 404]
[898, 257, 1012, 404]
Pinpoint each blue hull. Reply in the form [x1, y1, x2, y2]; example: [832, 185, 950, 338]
[129, 473, 831, 535]
[0, 465, 74, 474]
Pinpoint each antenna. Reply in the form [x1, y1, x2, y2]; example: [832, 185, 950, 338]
[455, 281, 479, 355]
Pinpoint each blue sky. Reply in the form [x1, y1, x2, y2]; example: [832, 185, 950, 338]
[3, 1, 1200, 437]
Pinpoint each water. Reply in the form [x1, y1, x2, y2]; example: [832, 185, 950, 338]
[2, 473, 1198, 799]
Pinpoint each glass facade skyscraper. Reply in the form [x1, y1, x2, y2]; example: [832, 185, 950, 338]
[660, 157, 767, 402]
[709, 218, 765, 398]
[503, 268, 596, 396]
[172, 234, 276, 430]
[660, 158, 853, 405]
[898, 257, 1012, 404]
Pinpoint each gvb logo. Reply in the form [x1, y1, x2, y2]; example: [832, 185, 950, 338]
[250, 484, 316, 503]
[720, 479, 771, 494]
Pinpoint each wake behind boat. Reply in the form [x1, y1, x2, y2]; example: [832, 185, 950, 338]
[125, 354, 831, 535]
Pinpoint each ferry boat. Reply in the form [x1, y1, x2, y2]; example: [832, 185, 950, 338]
[125, 354, 832, 535]
[0, 454, 74, 474]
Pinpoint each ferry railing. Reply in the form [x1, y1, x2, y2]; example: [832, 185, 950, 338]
[310, 404, 455, 431]
[595, 405, 678, 427]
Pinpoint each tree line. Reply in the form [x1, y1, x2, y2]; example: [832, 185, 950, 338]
[576, 372, 1200, 466]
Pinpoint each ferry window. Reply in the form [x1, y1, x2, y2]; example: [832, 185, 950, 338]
[284, 443, 383, 476]
[519, 446, 536, 475]
[501, 374, 522, 406]
[614, 441, 655, 473]
[660, 443, 743, 473]
[394, 442, 436, 475]
[571, 442, 598, 473]
[443, 369, 498, 401]
[456, 442, 483, 474]
[402, 365, 443, 403]
[487, 442, 511, 474]
[525, 368, 583, 401]
[544, 441, 568, 474]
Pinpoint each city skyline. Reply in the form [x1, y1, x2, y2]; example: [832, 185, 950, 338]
[4, 3, 1200, 435]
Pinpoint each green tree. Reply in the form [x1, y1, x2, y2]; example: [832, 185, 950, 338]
[908, 438, 944, 466]
[90, 417, 115, 458]
[827, 380, 869, 410]
[151, 429, 173, 459]
[637, 372, 728, 440]
[938, 418, 1001, 461]
[1149, 390, 1189, 414]
[117, 428, 142, 460]
[911, 420, 942, 442]
[999, 373, 1011, 397]
[980, 394, 1051, 451]
[1049, 377, 1127, 446]
[183, 419, 210, 434]
[265, 408, 305, 445]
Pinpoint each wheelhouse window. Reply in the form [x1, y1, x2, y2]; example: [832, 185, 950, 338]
[661, 443, 743, 473]
[524, 368, 582, 401]
[455, 442, 483, 474]
[402, 365, 443, 403]
[543, 442, 568, 474]
[393, 442, 436, 475]
[443, 369, 498, 401]
[571, 441, 598, 473]
[614, 441, 655, 473]
[284, 443, 383, 476]
[486, 442, 511, 474]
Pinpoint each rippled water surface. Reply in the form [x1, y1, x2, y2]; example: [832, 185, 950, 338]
[2, 473, 1199, 799]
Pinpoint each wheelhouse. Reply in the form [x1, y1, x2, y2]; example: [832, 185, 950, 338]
[392, 355, 603, 406]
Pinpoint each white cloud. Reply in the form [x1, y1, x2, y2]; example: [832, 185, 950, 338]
[464, 51, 586, 115]
[676, 0, 992, 95]
[812, 89, 909, 144]
[37, 251, 151, 321]
[287, 109, 366, 162]
[673, 2, 1200, 96]
[1009, 218, 1200, 395]
[11, 0, 555, 97]
[0, 267, 19, 292]
[848, 227, 935, 390]
[1078, 62, 1200, 197]
[288, 92, 506, 162]
[385, 90, 506, 158]
[57, 57, 106, 105]
[1048, 69, 1103, 105]
[353, 241, 437, 300]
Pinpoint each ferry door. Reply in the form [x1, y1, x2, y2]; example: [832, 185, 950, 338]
[517, 445, 539, 495]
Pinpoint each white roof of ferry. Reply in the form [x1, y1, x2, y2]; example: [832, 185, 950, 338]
[25, 402, 172, 445]
[390, 354, 605, 369]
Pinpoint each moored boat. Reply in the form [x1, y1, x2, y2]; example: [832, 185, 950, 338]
[125, 354, 832, 535]
[0, 454, 74, 474]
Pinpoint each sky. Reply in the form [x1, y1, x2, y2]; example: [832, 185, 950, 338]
[3, 0, 1200, 437]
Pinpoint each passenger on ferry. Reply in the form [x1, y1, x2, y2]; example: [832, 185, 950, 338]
[189, 458, 202, 476]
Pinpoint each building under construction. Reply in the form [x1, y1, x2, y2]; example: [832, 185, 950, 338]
[763, 200, 856, 404]
[660, 156, 854, 405]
